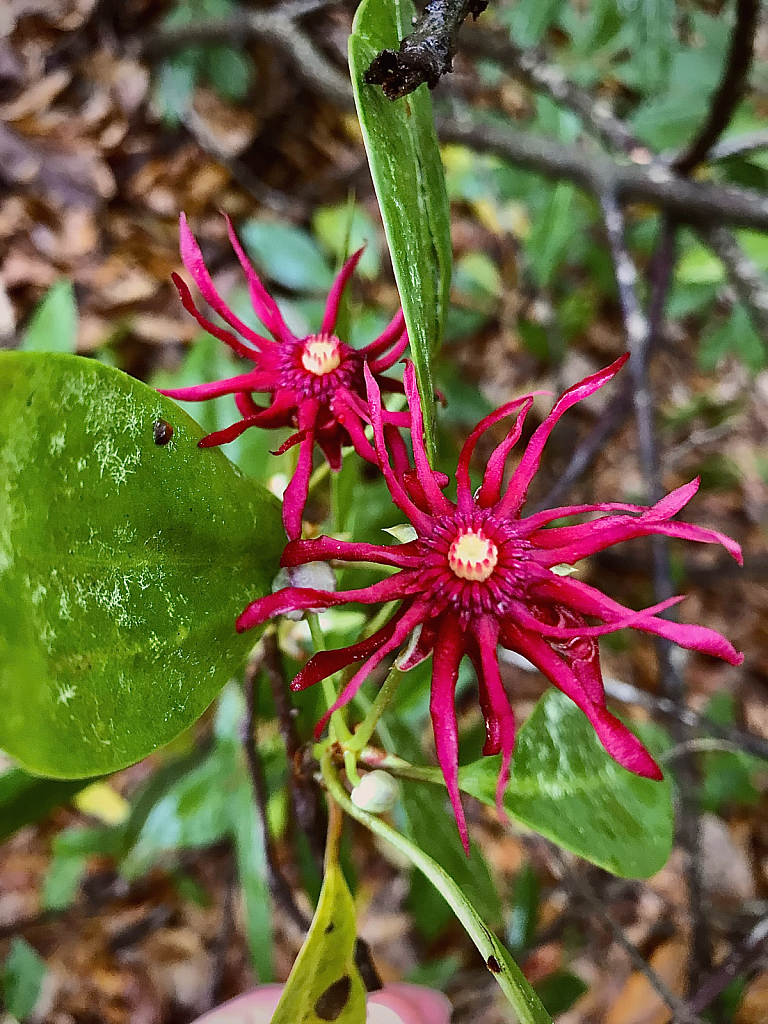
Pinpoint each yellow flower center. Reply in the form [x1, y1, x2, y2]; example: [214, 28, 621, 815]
[448, 529, 498, 582]
[301, 335, 341, 375]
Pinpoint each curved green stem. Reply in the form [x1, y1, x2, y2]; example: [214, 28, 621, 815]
[347, 666, 404, 752]
[307, 612, 351, 744]
[320, 750, 553, 1024]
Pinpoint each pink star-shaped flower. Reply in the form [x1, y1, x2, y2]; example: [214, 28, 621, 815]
[159, 213, 409, 538]
[237, 356, 743, 851]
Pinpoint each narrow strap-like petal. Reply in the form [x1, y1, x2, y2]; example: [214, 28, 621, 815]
[430, 613, 470, 854]
[179, 213, 280, 349]
[292, 609, 405, 691]
[236, 570, 424, 632]
[171, 273, 265, 360]
[321, 248, 364, 334]
[313, 600, 429, 738]
[235, 393, 260, 417]
[223, 213, 293, 344]
[496, 353, 629, 517]
[331, 392, 378, 465]
[198, 416, 264, 448]
[159, 369, 273, 403]
[534, 574, 744, 665]
[364, 364, 434, 533]
[403, 362, 454, 515]
[455, 394, 545, 512]
[282, 535, 425, 570]
[505, 625, 663, 780]
[530, 514, 743, 565]
[510, 595, 685, 638]
[358, 308, 406, 358]
[517, 500, 657, 535]
[477, 399, 535, 511]
[368, 329, 410, 373]
[472, 616, 515, 824]
[281, 406, 317, 540]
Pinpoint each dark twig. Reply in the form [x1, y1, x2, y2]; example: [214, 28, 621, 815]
[685, 914, 768, 1016]
[707, 129, 768, 163]
[242, 658, 311, 934]
[460, 27, 645, 159]
[698, 225, 768, 339]
[261, 629, 327, 867]
[247, 640, 382, 992]
[604, 677, 768, 763]
[365, 0, 488, 99]
[673, 0, 759, 174]
[437, 118, 768, 231]
[546, 848, 704, 1024]
[141, 7, 354, 110]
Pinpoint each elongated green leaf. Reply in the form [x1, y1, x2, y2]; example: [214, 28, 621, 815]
[0, 352, 284, 777]
[272, 836, 366, 1023]
[460, 689, 674, 878]
[323, 753, 552, 1024]
[349, 0, 451, 461]
[22, 280, 78, 353]
[2, 938, 47, 1020]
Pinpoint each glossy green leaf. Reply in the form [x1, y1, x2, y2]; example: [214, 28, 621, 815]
[0, 352, 284, 778]
[460, 689, 674, 878]
[349, 0, 452, 462]
[323, 753, 553, 1024]
[272, 843, 366, 1024]
[22, 280, 78, 353]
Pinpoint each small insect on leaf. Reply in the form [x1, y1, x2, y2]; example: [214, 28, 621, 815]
[153, 419, 174, 445]
[487, 955, 501, 974]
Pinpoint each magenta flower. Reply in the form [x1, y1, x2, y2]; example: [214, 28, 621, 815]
[159, 213, 410, 538]
[237, 356, 743, 851]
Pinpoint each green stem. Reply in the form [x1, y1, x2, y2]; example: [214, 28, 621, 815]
[307, 612, 351, 743]
[320, 750, 553, 1024]
[347, 666, 404, 752]
[358, 746, 445, 785]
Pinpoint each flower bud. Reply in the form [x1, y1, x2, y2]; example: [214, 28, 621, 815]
[272, 562, 336, 620]
[351, 770, 399, 814]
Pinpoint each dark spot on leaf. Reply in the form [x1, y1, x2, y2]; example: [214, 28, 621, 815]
[324, 922, 335, 934]
[314, 976, 351, 1020]
[486, 955, 501, 974]
[153, 419, 173, 445]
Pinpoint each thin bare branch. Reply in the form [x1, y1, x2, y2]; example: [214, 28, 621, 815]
[698, 225, 768, 339]
[546, 847, 704, 1024]
[438, 118, 768, 231]
[673, 0, 760, 174]
[242, 657, 311, 934]
[707, 129, 768, 162]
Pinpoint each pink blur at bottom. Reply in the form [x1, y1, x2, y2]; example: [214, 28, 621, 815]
[191, 982, 453, 1023]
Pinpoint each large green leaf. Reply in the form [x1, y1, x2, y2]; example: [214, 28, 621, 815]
[0, 352, 284, 777]
[460, 689, 674, 878]
[349, 0, 452, 462]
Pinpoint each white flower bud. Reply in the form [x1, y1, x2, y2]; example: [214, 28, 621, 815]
[351, 770, 399, 814]
[272, 562, 336, 621]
